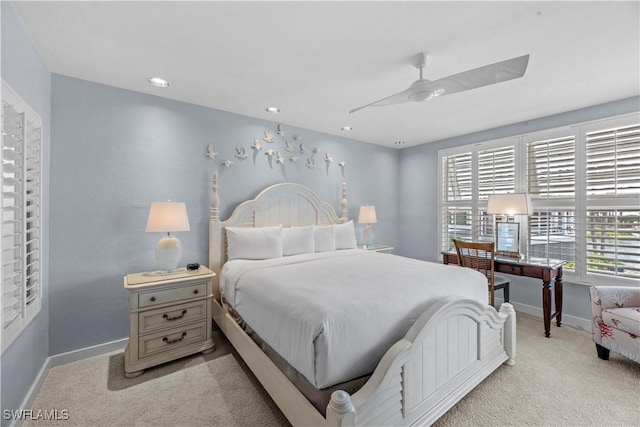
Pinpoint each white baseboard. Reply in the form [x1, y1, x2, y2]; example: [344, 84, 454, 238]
[50, 337, 127, 368]
[10, 357, 51, 427]
[9, 338, 127, 427]
[496, 298, 591, 332]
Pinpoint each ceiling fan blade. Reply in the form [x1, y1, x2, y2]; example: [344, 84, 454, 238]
[348, 88, 413, 114]
[426, 54, 530, 97]
[349, 54, 529, 114]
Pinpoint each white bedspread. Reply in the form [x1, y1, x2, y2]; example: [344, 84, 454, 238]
[221, 249, 488, 389]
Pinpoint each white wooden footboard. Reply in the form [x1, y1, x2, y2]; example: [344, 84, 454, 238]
[327, 299, 516, 427]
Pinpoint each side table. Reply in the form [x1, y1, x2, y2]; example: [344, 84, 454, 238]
[123, 266, 215, 378]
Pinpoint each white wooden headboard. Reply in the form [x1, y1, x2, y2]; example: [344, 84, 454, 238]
[208, 172, 348, 299]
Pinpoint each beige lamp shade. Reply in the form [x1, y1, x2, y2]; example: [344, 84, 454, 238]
[358, 205, 377, 224]
[145, 202, 191, 233]
[486, 193, 533, 216]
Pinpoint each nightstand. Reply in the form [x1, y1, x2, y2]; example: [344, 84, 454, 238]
[123, 266, 215, 378]
[358, 244, 394, 254]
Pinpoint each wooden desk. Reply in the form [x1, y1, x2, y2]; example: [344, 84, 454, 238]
[442, 252, 565, 338]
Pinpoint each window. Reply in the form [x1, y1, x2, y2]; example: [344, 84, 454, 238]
[1, 81, 42, 353]
[439, 113, 640, 286]
[584, 122, 640, 279]
[441, 141, 517, 252]
[526, 132, 576, 266]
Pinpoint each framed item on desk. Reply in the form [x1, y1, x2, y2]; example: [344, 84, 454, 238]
[496, 221, 520, 258]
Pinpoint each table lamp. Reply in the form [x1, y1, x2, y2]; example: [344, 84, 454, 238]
[145, 202, 191, 271]
[358, 205, 377, 248]
[486, 193, 532, 258]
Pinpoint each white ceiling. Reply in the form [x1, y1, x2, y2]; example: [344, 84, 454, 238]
[11, 1, 640, 148]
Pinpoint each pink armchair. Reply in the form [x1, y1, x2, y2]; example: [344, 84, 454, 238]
[590, 286, 640, 363]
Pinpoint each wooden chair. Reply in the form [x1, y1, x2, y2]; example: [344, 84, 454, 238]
[453, 239, 510, 307]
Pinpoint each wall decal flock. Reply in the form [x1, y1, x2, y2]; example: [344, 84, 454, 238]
[204, 123, 346, 176]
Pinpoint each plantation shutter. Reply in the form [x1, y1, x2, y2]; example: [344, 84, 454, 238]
[527, 135, 575, 199]
[478, 146, 515, 198]
[526, 134, 576, 264]
[441, 207, 473, 251]
[444, 152, 472, 202]
[1, 81, 42, 352]
[585, 123, 640, 279]
[441, 152, 472, 251]
[586, 124, 640, 197]
[478, 146, 515, 242]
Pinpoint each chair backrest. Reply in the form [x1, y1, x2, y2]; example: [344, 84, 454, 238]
[452, 239, 496, 286]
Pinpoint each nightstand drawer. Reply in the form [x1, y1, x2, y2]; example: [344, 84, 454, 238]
[138, 300, 207, 335]
[138, 281, 208, 308]
[138, 321, 207, 359]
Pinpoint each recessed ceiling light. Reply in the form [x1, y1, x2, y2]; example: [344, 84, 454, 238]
[341, 126, 353, 131]
[266, 107, 280, 114]
[394, 141, 406, 145]
[148, 77, 169, 88]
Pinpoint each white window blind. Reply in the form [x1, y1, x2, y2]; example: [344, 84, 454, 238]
[585, 123, 640, 279]
[528, 210, 576, 262]
[586, 210, 639, 279]
[440, 144, 515, 251]
[478, 146, 515, 198]
[441, 152, 472, 251]
[586, 124, 640, 197]
[527, 135, 575, 199]
[441, 207, 472, 251]
[1, 81, 42, 353]
[444, 152, 472, 202]
[526, 133, 576, 267]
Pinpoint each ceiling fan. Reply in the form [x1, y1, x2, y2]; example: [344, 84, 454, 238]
[349, 53, 530, 114]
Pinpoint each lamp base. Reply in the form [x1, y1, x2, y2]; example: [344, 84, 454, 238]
[156, 234, 182, 272]
[363, 224, 374, 249]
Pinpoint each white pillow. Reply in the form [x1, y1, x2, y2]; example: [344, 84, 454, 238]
[335, 220, 357, 250]
[226, 225, 283, 260]
[282, 225, 315, 256]
[314, 225, 336, 252]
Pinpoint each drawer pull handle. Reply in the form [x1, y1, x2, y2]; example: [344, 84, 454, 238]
[150, 296, 157, 302]
[193, 289, 199, 295]
[163, 310, 187, 321]
[163, 332, 187, 344]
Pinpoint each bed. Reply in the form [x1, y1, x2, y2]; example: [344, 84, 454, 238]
[208, 174, 516, 426]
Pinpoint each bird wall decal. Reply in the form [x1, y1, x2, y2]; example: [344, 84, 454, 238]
[284, 140, 295, 152]
[276, 152, 285, 164]
[205, 145, 217, 159]
[263, 131, 274, 143]
[251, 139, 262, 151]
[221, 159, 234, 168]
[235, 146, 248, 159]
[277, 124, 285, 136]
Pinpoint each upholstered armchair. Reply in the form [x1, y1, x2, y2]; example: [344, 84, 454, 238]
[590, 286, 640, 363]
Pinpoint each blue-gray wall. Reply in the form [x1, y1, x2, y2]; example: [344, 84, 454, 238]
[1, 3, 51, 425]
[2, 0, 639, 418]
[49, 74, 399, 355]
[397, 96, 640, 322]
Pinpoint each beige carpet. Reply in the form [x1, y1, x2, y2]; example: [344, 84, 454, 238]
[26, 312, 639, 427]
